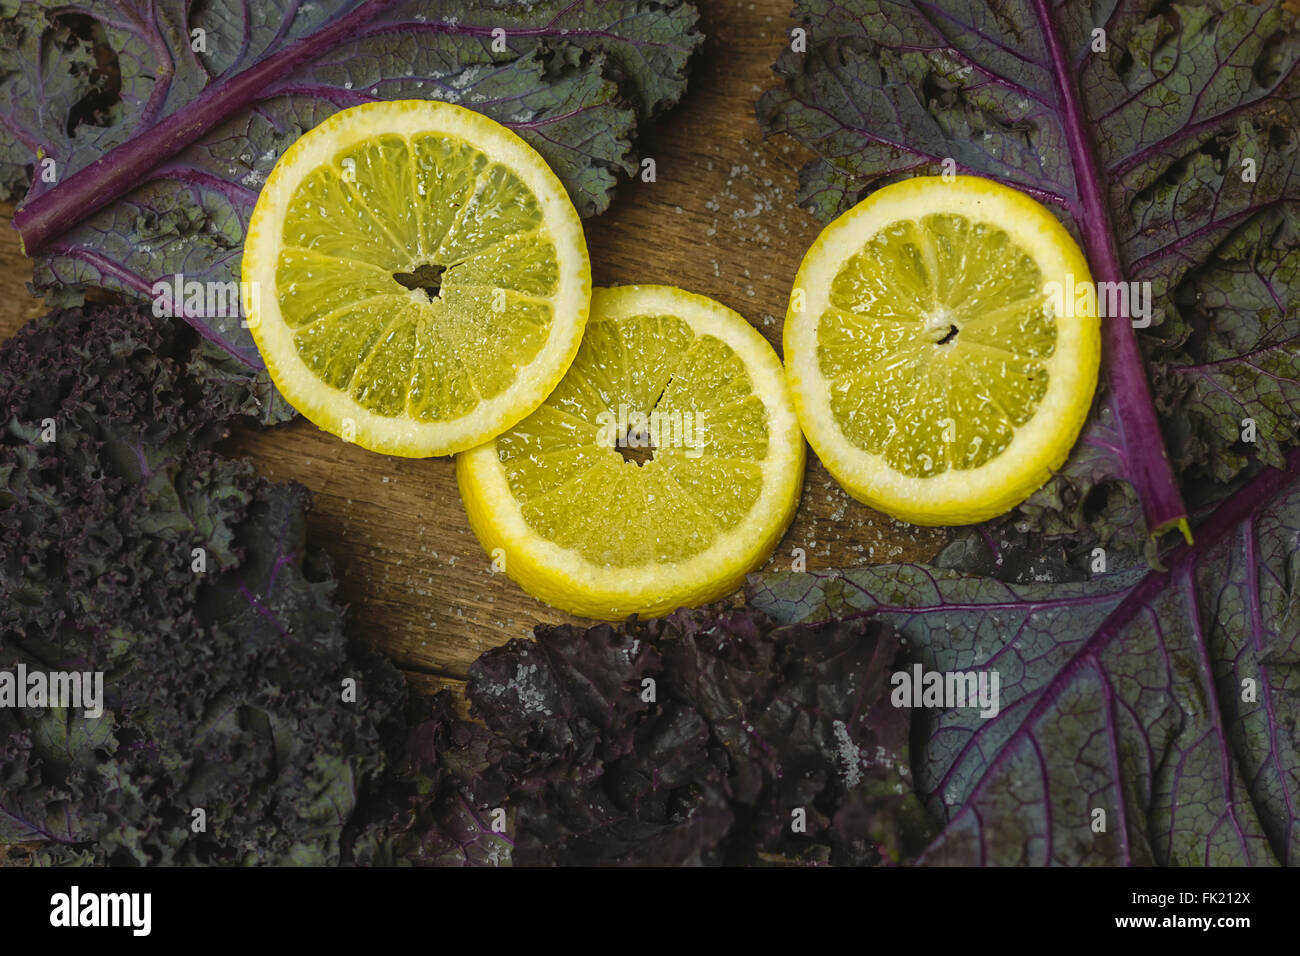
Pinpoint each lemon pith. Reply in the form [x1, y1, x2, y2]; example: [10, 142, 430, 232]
[458, 285, 806, 620]
[784, 175, 1101, 525]
[242, 100, 591, 457]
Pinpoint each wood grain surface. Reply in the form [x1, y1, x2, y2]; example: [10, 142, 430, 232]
[0, 0, 949, 692]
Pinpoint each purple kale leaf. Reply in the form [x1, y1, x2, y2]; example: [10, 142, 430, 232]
[1157, 206, 1300, 482]
[462, 607, 935, 866]
[749, 448, 1300, 866]
[0, 0, 702, 380]
[0, 303, 408, 864]
[349, 692, 514, 867]
[758, 0, 1300, 552]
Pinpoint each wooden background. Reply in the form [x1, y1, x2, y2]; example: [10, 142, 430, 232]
[0, 0, 947, 701]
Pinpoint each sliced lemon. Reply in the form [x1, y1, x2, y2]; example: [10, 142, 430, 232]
[242, 100, 590, 457]
[784, 175, 1100, 525]
[457, 285, 805, 620]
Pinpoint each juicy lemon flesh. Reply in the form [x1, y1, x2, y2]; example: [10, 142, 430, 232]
[821, 213, 1056, 478]
[497, 310, 769, 568]
[276, 132, 558, 423]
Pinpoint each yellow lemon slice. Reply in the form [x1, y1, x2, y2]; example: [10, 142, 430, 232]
[458, 285, 805, 620]
[242, 100, 590, 457]
[784, 175, 1100, 525]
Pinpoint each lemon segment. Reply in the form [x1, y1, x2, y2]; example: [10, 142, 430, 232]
[784, 176, 1101, 525]
[242, 100, 590, 457]
[458, 285, 806, 620]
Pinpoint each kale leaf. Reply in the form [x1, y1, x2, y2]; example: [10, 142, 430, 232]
[758, 0, 1300, 556]
[0, 303, 408, 864]
[453, 606, 935, 866]
[348, 692, 513, 867]
[0, 0, 702, 383]
[749, 448, 1300, 866]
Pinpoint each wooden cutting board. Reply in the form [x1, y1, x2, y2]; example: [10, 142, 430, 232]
[0, 0, 947, 700]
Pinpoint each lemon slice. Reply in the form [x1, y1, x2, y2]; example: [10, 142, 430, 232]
[784, 175, 1100, 525]
[458, 285, 805, 620]
[242, 100, 590, 457]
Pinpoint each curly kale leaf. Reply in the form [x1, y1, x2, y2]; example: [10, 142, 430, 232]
[0, 303, 407, 865]
[349, 692, 513, 867]
[462, 607, 935, 866]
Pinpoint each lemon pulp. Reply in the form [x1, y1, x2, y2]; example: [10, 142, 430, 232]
[821, 213, 1057, 476]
